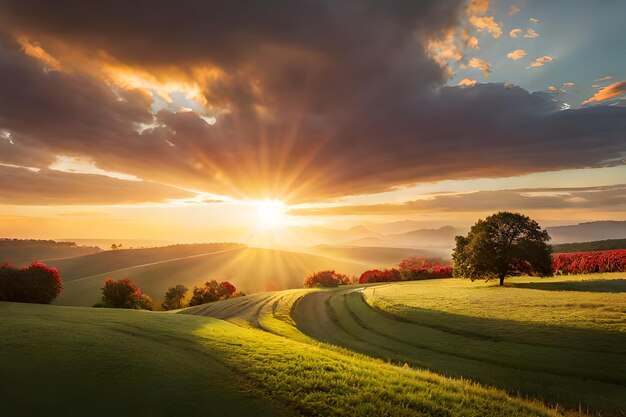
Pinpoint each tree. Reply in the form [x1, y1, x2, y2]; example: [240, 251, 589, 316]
[188, 280, 239, 306]
[110, 244, 117, 250]
[452, 212, 552, 285]
[161, 284, 188, 310]
[96, 278, 153, 310]
[0, 261, 63, 304]
[303, 270, 351, 288]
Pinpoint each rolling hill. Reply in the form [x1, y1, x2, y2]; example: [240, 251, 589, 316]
[187, 273, 626, 415]
[308, 245, 449, 267]
[0, 238, 101, 265]
[348, 225, 462, 249]
[51, 246, 368, 307]
[547, 221, 626, 244]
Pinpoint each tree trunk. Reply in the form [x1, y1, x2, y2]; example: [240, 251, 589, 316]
[499, 275, 505, 286]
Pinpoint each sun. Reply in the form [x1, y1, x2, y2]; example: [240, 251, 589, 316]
[254, 199, 288, 231]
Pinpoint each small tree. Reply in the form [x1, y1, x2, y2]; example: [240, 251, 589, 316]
[96, 278, 153, 310]
[188, 280, 238, 306]
[0, 262, 63, 304]
[303, 270, 351, 288]
[452, 212, 552, 286]
[161, 284, 188, 310]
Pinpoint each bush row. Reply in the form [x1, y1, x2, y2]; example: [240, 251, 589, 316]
[552, 249, 626, 275]
[0, 262, 63, 304]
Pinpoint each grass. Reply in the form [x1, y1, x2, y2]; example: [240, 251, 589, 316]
[52, 247, 367, 307]
[0, 301, 563, 417]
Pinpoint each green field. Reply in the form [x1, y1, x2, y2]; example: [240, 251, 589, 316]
[1, 301, 561, 417]
[2, 273, 625, 416]
[51, 247, 367, 307]
[187, 273, 626, 415]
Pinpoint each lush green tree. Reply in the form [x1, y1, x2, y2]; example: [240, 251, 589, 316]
[452, 212, 552, 285]
[161, 284, 188, 310]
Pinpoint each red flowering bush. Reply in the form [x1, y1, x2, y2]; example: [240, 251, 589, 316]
[552, 250, 626, 275]
[0, 261, 63, 304]
[188, 280, 241, 306]
[303, 270, 351, 288]
[96, 278, 153, 310]
[358, 269, 401, 284]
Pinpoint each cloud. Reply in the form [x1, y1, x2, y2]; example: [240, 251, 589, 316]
[594, 75, 613, 82]
[563, 82, 575, 87]
[528, 56, 554, 68]
[467, 57, 492, 76]
[467, 0, 491, 15]
[509, 28, 522, 38]
[469, 15, 502, 38]
[0, 1, 624, 205]
[529, 18, 539, 24]
[507, 49, 527, 60]
[290, 185, 626, 216]
[458, 78, 478, 87]
[582, 81, 626, 105]
[524, 28, 540, 39]
[508, 5, 520, 16]
[0, 165, 193, 205]
[548, 86, 558, 92]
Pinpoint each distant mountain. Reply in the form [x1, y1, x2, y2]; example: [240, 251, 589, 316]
[348, 226, 463, 249]
[547, 221, 626, 244]
[364, 220, 440, 235]
[552, 238, 626, 253]
[288, 225, 379, 245]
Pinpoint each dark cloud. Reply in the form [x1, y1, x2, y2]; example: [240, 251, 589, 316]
[290, 185, 626, 216]
[0, 0, 624, 204]
[0, 165, 193, 205]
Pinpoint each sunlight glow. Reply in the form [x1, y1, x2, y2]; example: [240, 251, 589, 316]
[254, 199, 288, 231]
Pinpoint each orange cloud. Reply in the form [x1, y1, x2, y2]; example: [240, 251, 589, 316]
[582, 81, 626, 105]
[508, 5, 520, 16]
[524, 28, 540, 39]
[458, 78, 478, 87]
[507, 49, 527, 60]
[17, 36, 62, 71]
[469, 16, 502, 38]
[528, 56, 554, 68]
[509, 28, 522, 38]
[467, 0, 490, 15]
[548, 86, 558, 92]
[467, 57, 491, 76]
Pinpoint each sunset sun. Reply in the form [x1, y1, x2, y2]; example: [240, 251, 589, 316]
[254, 199, 288, 231]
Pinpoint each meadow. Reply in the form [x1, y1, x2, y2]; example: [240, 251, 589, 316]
[188, 273, 626, 415]
[1, 301, 562, 417]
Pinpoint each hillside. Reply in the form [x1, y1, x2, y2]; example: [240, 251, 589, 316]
[547, 221, 626, 244]
[0, 302, 561, 417]
[309, 245, 449, 267]
[0, 238, 101, 265]
[348, 225, 462, 249]
[187, 274, 626, 414]
[53, 247, 368, 307]
[552, 238, 626, 253]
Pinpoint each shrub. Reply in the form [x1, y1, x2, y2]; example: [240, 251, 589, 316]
[303, 270, 351, 288]
[0, 261, 63, 304]
[161, 284, 188, 310]
[552, 250, 626, 275]
[188, 280, 240, 306]
[96, 278, 153, 310]
[358, 269, 400, 284]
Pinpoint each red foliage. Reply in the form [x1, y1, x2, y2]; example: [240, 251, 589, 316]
[0, 261, 63, 304]
[220, 281, 237, 296]
[358, 269, 401, 284]
[552, 250, 626, 275]
[98, 278, 153, 310]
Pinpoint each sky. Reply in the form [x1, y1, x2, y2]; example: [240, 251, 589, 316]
[0, 0, 625, 244]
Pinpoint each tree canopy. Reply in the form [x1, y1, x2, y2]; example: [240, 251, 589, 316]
[452, 212, 552, 285]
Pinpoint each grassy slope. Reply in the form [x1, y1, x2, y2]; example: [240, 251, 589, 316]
[54, 247, 367, 307]
[318, 274, 625, 413]
[308, 245, 447, 268]
[552, 238, 626, 253]
[0, 302, 560, 417]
